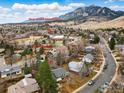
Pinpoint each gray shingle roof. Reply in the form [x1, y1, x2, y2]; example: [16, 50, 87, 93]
[52, 68, 69, 79]
[84, 54, 94, 60]
[0, 64, 21, 75]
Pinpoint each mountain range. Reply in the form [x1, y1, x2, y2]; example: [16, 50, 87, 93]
[24, 5, 124, 23]
[59, 5, 124, 21]
[50, 16, 124, 30]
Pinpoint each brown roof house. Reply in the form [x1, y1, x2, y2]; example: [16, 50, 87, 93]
[8, 77, 40, 93]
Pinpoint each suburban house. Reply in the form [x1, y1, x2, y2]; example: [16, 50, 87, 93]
[115, 45, 124, 55]
[82, 54, 94, 63]
[32, 37, 53, 50]
[52, 68, 69, 81]
[8, 77, 40, 93]
[48, 46, 69, 58]
[68, 60, 92, 76]
[89, 33, 95, 43]
[0, 48, 5, 56]
[14, 50, 24, 54]
[68, 54, 93, 73]
[68, 61, 84, 73]
[48, 48, 58, 57]
[47, 28, 54, 34]
[84, 46, 95, 53]
[40, 54, 46, 61]
[64, 36, 76, 45]
[67, 38, 84, 52]
[55, 45, 69, 57]
[47, 49, 58, 68]
[32, 44, 53, 51]
[0, 64, 22, 78]
[89, 34, 95, 39]
[50, 35, 64, 46]
[0, 55, 6, 66]
[14, 35, 42, 46]
[66, 36, 75, 42]
[12, 53, 22, 62]
[0, 48, 6, 67]
[50, 35, 64, 41]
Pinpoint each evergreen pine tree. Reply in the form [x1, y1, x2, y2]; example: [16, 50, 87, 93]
[109, 37, 115, 50]
[36, 61, 58, 93]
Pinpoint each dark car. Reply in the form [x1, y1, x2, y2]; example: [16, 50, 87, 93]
[103, 64, 108, 69]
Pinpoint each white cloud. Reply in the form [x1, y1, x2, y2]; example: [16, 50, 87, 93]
[0, 6, 10, 13]
[104, 0, 124, 3]
[104, 0, 114, 4]
[110, 5, 124, 10]
[0, 2, 85, 23]
[12, 2, 60, 10]
[12, 2, 85, 11]
[0, 12, 25, 23]
[69, 3, 85, 7]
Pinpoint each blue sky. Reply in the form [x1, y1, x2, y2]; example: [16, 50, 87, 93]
[0, 0, 124, 23]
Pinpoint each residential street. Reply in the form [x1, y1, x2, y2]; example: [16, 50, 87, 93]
[76, 37, 116, 93]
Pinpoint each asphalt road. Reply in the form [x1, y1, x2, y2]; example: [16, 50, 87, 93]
[76, 37, 116, 93]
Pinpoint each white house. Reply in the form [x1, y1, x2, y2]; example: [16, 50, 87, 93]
[84, 46, 95, 53]
[50, 35, 64, 46]
[68, 61, 84, 73]
[89, 34, 95, 42]
[50, 35, 64, 41]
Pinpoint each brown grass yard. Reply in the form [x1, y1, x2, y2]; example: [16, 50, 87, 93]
[60, 47, 103, 93]
[60, 72, 97, 93]
[0, 75, 24, 93]
[113, 50, 124, 62]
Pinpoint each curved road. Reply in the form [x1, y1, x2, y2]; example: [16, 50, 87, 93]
[76, 37, 116, 93]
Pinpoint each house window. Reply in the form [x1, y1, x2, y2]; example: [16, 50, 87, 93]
[7, 73, 10, 76]
[41, 57, 43, 60]
[11, 72, 16, 75]
[16, 71, 20, 73]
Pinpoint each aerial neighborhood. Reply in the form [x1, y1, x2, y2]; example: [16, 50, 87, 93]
[0, 23, 104, 93]
[0, 19, 124, 93]
[0, 1, 124, 93]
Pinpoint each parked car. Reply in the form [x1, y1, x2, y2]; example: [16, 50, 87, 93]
[88, 80, 95, 86]
[99, 82, 109, 92]
[101, 82, 109, 89]
[103, 82, 109, 88]
[103, 63, 108, 70]
[109, 51, 112, 53]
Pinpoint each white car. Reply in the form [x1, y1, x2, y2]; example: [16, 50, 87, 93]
[88, 80, 95, 86]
